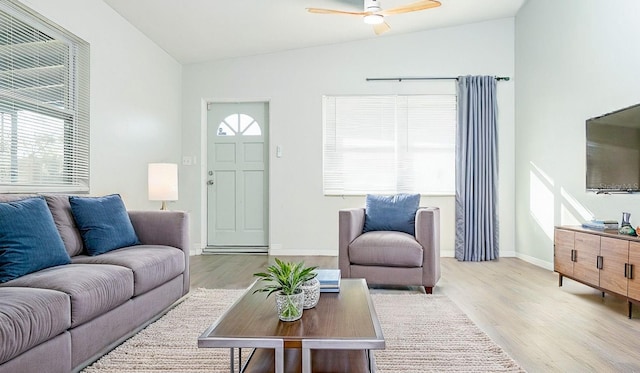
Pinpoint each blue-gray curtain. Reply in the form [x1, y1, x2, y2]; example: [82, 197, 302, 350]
[455, 75, 499, 261]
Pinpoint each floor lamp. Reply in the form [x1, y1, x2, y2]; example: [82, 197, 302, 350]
[148, 163, 178, 210]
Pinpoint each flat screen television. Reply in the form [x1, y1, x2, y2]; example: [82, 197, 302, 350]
[586, 103, 640, 193]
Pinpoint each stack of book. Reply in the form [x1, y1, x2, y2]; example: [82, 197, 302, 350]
[315, 269, 341, 293]
[582, 219, 619, 230]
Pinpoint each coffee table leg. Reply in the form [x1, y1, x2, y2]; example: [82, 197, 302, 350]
[302, 346, 311, 373]
[230, 348, 235, 372]
[368, 350, 376, 373]
[275, 345, 284, 373]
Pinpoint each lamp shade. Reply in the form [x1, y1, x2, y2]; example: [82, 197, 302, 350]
[148, 163, 178, 202]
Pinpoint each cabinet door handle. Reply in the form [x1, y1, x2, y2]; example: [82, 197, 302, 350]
[571, 249, 576, 262]
[631, 264, 634, 280]
[626, 263, 634, 279]
[597, 255, 603, 270]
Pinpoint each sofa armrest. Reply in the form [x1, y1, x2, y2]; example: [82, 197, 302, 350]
[338, 208, 365, 278]
[128, 210, 190, 295]
[128, 210, 190, 251]
[415, 207, 440, 286]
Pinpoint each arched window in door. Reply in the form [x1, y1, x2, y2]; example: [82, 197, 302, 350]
[216, 114, 262, 136]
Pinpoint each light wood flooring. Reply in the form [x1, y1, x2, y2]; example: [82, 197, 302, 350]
[190, 255, 640, 372]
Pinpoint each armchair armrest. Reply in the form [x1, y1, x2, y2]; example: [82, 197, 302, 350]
[338, 208, 365, 278]
[415, 207, 440, 286]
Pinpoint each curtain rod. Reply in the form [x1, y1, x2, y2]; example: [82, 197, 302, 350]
[366, 76, 510, 82]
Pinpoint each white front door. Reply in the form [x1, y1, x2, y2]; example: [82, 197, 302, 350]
[206, 102, 268, 247]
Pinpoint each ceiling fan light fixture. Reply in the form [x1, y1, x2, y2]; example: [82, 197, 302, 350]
[363, 14, 384, 25]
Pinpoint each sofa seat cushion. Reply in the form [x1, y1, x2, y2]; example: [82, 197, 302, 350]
[0, 287, 70, 365]
[349, 231, 423, 267]
[72, 245, 185, 296]
[1, 264, 133, 327]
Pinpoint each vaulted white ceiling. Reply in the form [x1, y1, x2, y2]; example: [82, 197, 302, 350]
[103, 0, 526, 65]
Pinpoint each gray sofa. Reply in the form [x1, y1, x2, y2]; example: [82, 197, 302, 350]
[0, 194, 190, 373]
[339, 206, 440, 293]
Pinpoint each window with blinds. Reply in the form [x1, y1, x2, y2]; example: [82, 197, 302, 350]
[323, 95, 456, 195]
[0, 1, 89, 192]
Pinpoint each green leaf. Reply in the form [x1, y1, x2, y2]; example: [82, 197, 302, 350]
[252, 258, 319, 296]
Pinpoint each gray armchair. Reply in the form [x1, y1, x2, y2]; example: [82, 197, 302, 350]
[338, 207, 440, 294]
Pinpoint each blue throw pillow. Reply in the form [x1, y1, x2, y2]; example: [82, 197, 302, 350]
[0, 197, 71, 283]
[69, 194, 140, 256]
[363, 194, 420, 235]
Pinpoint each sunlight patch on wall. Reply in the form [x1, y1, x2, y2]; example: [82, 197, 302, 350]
[560, 187, 593, 226]
[530, 162, 555, 241]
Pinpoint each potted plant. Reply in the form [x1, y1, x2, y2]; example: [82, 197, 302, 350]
[253, 258, 318, 321]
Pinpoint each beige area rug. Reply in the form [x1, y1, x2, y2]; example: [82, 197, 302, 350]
[82, 288, 525, 373]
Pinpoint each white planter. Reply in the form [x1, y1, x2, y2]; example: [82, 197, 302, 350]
[275, 291, 304, 322]
[301, 278, 320, 309]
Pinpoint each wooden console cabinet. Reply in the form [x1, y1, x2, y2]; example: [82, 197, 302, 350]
[554, 226, 640, 318]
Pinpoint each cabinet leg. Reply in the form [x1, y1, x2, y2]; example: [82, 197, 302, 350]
[629, 302, 633, 319]
[558, 274, 563, 287]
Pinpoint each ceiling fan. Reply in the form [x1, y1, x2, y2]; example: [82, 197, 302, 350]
[307, 0, 441, 35]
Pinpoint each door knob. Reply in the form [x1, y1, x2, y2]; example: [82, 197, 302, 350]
[207, 180, 214, 185]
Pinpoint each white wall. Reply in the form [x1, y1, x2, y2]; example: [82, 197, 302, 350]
[515, 0, 640, 268]
[20, 0, 182, 209]
[182, 18, 516, 256]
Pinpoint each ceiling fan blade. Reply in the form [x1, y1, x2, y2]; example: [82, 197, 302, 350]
[306, 8, 367, 16]
[379, 0, 441, 16]
[373, 21, 391, 35]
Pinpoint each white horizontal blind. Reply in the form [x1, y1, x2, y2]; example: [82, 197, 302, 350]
[323, 95, 456, 195]
[0, 1, 90, 192]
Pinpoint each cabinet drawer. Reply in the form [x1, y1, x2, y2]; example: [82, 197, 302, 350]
[554, 229, 575, 275]
[600, 237, 628, 296]
[573, 232, 600, 286]
[629, 242, 640, 300]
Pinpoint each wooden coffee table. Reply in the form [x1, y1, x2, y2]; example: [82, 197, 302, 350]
[198, 278, 385, 373]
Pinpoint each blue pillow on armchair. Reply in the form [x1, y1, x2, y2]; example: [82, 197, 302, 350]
[0, 197, 71, 283]
[69, 194, 140, 256]
[363, 194, 420, 235]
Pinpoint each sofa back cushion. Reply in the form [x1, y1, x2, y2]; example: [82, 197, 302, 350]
[0, 197, 71, 283]
[0, 194, 37, 203]
[70, 194, 140, 256]
[44, 194, 84, 257]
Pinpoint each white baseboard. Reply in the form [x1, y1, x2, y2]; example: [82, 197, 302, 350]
[516, 252, 553, 270]
[500, 250, 517, 257]
[441, 249, 517, 258]
[191, 244, 553, 272]
[190, 243, 203, 256]
[268, 247, 337, 257]
[441, 250, 455, 257]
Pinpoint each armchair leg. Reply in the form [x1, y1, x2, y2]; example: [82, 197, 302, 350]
[424, 287, 433, 294]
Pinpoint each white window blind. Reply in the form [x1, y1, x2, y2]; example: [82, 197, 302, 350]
[0, 1, 89, 192]
[323, 95, 456, 195]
